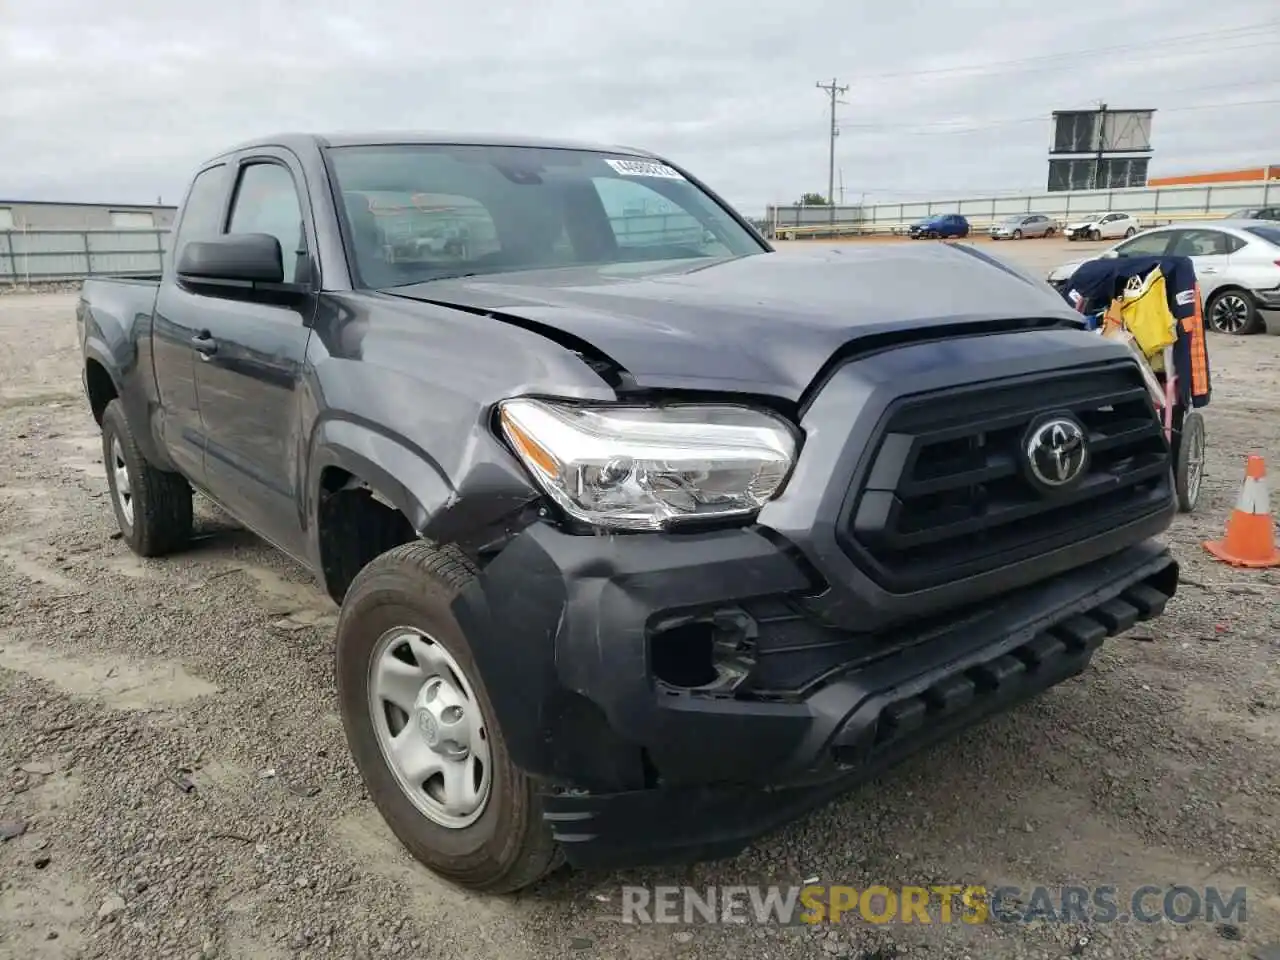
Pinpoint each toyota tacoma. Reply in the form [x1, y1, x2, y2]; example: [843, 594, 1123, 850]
[76, 133, 1180, 893]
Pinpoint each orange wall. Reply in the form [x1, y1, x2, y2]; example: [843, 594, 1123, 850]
[1147, 165, 1279, 187]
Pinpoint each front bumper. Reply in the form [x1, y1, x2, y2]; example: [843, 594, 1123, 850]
[1253, 286, 1280, 311]
[456, 524, 1177, 869]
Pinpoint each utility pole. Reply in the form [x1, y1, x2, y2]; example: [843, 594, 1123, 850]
[1092, 100, 1108, 191]
[816, 77, 848, 224]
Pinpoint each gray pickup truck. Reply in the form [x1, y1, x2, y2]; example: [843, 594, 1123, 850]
[77, 132, 1180, 893]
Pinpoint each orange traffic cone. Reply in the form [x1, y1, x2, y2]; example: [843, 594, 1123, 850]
[1203, 455, 1280, 568]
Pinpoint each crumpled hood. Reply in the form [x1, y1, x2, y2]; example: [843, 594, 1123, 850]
[383, 244, 1084, 402]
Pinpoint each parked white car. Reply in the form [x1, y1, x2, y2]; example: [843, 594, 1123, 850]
[1046, 220, 1280, 335]
[1063, 212, 1140, 242]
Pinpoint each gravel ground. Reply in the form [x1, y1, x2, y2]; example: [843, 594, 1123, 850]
[2, 241, 1279, 960]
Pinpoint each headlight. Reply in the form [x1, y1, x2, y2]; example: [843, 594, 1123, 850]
[497, 398, 798, 531]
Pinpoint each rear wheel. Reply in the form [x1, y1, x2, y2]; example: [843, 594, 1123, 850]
[1206, 289, 1263, 335]
[1175, 411, 1206, 513]
[335, 542, 560, 893]
[101, 399, 193, 557]
[1124, 227, 1136, 238]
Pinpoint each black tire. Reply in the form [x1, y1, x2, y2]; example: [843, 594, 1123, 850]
[1175, 411, 1206, 513]
[101, 399, 193, 557]
[1013, 229, 1023, 240]
[1205, 288, 1263, 335]
[335, 541, 561, 894]
[1124, 227, 1136, 238]
[1045, 227, 1056, 237]
[1089, 229, 1100, 241]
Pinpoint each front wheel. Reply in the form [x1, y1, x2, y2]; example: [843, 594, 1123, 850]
[1089, 229, 1101, 241]
[101, 399, 193, 557]
[335, 542, 561, 893]
[1012, 229, 1023, 240]
[1206, 289, 1263, 335]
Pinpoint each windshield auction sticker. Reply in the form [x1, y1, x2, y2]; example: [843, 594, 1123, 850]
[604, 158, 685, 179]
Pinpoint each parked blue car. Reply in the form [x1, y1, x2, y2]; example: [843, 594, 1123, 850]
[908, 214, 970, 239]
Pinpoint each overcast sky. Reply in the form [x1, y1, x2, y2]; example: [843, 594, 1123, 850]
[1, 0, 1277, 215]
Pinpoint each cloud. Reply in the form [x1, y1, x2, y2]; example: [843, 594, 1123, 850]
[1, 0, 1276, 214]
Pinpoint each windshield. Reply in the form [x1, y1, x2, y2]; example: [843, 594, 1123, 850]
[325, 143, 764, 288]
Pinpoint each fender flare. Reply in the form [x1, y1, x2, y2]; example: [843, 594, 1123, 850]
[82, 341, 123, 401]
[306, 417, 453, 543]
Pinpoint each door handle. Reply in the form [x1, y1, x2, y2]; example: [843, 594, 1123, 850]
[191, 333, 218, 355]
[191, 331, 218, 357]
[1200, 266, 1219, 274]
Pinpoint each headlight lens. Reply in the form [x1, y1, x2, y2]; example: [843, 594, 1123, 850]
[498, 398, 798, 531]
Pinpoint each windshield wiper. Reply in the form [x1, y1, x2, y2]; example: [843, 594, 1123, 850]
[381, 272, 481, 289]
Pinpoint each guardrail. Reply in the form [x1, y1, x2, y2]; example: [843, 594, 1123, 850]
[2, 214, 707, 285]
[767, 178, 1276, 240]
[770, 210, 1241, 241]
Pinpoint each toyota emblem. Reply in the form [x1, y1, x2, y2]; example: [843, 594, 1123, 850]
[1024, 417, 1089, 490]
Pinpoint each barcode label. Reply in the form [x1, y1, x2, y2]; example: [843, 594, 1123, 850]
[604, 158, 685, 180]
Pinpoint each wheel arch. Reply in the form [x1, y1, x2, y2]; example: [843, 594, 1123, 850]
[84, 352, 120, 426]
[307, 417, 454, 602]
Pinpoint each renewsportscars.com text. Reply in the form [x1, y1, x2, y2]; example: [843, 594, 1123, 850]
[620, 884, 1248, 926]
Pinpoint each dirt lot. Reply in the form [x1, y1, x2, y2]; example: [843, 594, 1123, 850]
[2, 240, 1279, 960]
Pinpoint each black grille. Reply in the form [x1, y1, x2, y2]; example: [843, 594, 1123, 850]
[841, 362, 1172, 593]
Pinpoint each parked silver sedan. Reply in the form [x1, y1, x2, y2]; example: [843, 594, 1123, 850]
[988, 212, 1056, 240]
[1046, 219, 1280, 335]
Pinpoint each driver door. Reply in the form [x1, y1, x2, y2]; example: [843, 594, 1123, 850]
[191, 151, 319, 559]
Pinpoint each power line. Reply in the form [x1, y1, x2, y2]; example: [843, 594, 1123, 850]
[815, 77, 848, 218]
[839, 20, 1280, 82]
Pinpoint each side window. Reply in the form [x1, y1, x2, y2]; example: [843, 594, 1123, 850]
[362, 192, 501, 264]
[172, 165, 227, 266]
[226, 162, 307, 283]
[591, 177, 724, 254]
[1114, 230, 1172, 257]
[1171, 229, 1239, 257]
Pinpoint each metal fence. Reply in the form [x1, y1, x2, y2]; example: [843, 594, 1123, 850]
[1, 229, 169, 283]
[766, 178, 1278, 238]
[0, 215, 704, 285]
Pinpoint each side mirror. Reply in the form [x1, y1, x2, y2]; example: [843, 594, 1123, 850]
[177, 233, 284, 284]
